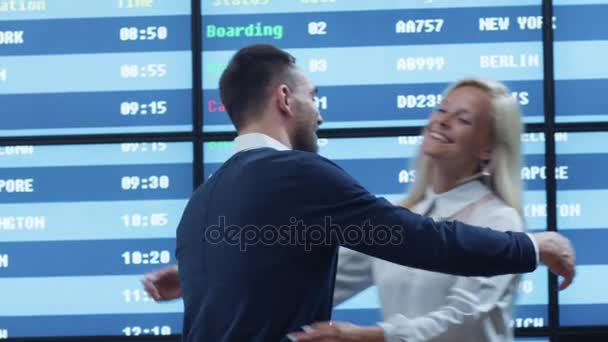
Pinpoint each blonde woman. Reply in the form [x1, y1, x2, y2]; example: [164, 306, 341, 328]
[292, 78, 527, 342]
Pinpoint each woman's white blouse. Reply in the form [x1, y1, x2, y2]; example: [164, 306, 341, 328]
[333, 180, 525, 342]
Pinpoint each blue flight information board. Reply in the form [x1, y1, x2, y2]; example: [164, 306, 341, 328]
[0, 0, 192, 137]
[203, 133, 552, 329]
[557, 132, 608, 326]
[201, 0, 545, 132]
[0, 142, 193, 338]
[554, 0, 608, 123]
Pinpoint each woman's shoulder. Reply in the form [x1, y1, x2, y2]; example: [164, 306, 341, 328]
[467, 192, 525, 233]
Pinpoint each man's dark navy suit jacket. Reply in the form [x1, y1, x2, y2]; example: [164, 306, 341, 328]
[176, 148, 536, 342]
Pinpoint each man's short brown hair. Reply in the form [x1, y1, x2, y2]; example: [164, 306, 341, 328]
[219, 44, 296, 130]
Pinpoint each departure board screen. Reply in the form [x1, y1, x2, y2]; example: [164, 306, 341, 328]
[3, 0, 606, 339]
[0, 0, 193, 137]
[201, 0, 544, 132]
[555, 0, 608, 123]
[203, 133, 550, 328]
[0, 142, 192, 338]
[557, 132, 608, 326]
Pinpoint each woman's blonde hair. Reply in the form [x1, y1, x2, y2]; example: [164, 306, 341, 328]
[402, 78, 524, 215]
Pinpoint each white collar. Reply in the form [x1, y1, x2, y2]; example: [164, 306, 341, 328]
[414, 180, 492, 220]
[232, 133, 291, 155]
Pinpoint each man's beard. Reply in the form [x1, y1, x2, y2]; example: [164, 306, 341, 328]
[293, 124, 318, 153]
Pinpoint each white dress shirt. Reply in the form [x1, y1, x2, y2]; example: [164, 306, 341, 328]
[232, 132, 290, 154]
[334, 180, 526, 342]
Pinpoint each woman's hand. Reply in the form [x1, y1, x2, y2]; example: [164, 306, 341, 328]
[142, 265, 182, 301]
[287, 321, 384, 342]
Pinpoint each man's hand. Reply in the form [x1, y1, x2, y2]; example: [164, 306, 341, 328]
[533, 232, 576, 290]
[142, 265, 182, 301]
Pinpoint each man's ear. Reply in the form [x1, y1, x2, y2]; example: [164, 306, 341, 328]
[276, 84, 292, 117]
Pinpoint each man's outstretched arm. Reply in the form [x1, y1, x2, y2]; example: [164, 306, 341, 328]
[292, 154, 575, 285]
